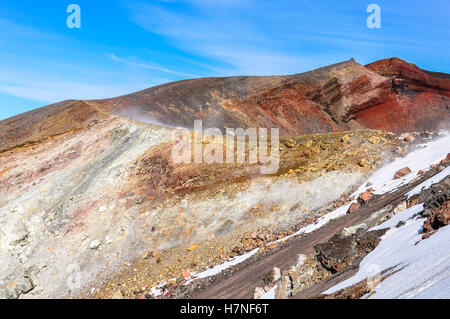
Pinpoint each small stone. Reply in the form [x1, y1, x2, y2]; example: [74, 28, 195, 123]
[395, 146, 406, 156]
[369, 136, 380, 144]
[394, 202, 407, 213]
[90, 240, 101, 250]
[5, 286, 19, 299]
[187, 244, 199, 251]
[182, 269, 190, 279]
[9, 223, 29, 246]
[342, 223, 368, 236]
[253, 287, 265, 299]
[142, 250, 153, 259]
[272, 267, 281, 281]
[400, 133, 415, 143]
[396, 221, 406, 228]
[358, 159, 368, 167]
[163, 289, 171, 297]
[341, 135, 350, 144]
[16, 278, 34, 294]
[111, 290, 124, 299]
[347, 203, 361, 214]
[358, 191, 373, 205]
[394, 167, 411, 179]
[441, 153, 450, 164]
[296, 254, 307, 268]
[176, 276, 184, 284]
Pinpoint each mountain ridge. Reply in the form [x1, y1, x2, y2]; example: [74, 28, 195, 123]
[1, 57, 449, 154]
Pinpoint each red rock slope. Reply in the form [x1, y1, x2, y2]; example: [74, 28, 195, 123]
[1, 58, 449, 154]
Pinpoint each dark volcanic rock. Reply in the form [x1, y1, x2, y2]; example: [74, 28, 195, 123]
[422, 176, 450, 213]
[314, 229, 387, 273]
[423, 201, 450, 234]
[314, 234, 357, 272]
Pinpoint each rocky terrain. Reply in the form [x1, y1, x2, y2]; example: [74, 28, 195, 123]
[0, 57, 448, 299]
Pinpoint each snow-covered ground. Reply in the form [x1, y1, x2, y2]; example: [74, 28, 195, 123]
[269, 133, 450, 247]
[150, 133, 450, 298]
[149, 248, 259, 296]
[323, 204, 450, 298]
[407, 166, 450, 198]
[191, 248, 259, 280]
[322, 134, 450, 298]
[268, 203, 352, 245]
[262, 133, 450, 299]
[354, 132, 450, 196]
[260, 286, 277, 299]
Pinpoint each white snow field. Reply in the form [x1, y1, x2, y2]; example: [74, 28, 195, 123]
[323, 204, 450, 298]
[354, 132, 450, 196]
[269, 133, 450, 247]
[321, 134, 450, 298]
[262, 133, 450, 299]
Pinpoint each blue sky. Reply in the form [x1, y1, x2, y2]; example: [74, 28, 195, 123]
[0, 0, 448, 120]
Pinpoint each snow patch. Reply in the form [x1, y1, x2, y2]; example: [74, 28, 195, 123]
[269, 203, 352, 245]
[353, 133, 450, 196]
[260, 286, 277, 299]
[407, 166, 450, 199]
[149, 248, 259, 296]
[323, 204, 450, 298]
[192, 248, 259, 280]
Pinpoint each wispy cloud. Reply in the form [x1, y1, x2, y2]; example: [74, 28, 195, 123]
[108, 53, 197, 77]
[129, 2, 333, 75]
[0, 66, 165, 102]
[129, 1, 383, 75]
[0, 18, 55, 39]
[129, 0, 450, 74]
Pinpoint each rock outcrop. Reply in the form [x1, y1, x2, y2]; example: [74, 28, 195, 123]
[314, 228, 387, 273]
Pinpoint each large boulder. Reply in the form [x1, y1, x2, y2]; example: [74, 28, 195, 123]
[358, 191, 374, 205]
[314, 228, 386, 273]
[423, 201, 450, 234]
[394, 167, 412, 179]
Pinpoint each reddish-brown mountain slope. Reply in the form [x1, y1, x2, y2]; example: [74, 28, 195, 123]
[355, 58, 450, 131]
[0, 58, 449, 153]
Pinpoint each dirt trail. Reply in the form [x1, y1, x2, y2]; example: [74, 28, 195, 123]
[192, 168, 439, 299]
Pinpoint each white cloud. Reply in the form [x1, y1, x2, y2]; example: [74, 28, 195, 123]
[129, 0, 450, 76]
[0, 68, 165, 103]
[108, 53, 197, 77]
[129, 2, 331, 75]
